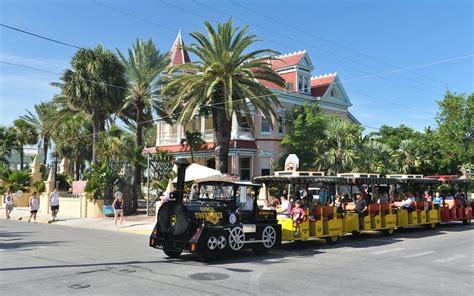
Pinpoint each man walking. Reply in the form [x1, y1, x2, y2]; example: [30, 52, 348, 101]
[3, 189, 14, 219]
[49, 188, 60, 223]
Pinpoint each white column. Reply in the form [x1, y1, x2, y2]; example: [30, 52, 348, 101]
[231, 113, 239, 140]
[156, 122, 161, 146]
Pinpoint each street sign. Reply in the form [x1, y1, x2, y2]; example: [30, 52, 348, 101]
[114, 191, 123, 199]
[15, 190, 23, 197]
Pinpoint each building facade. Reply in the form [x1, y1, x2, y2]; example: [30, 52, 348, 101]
[147, 32, 359, 180]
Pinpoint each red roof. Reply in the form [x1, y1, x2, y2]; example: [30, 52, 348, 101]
[148, 140, 258, 154]
[169, 31, 191, 66]
[258, 79, 285, 90]
[270, 51, 306, 69]
[311, 74, 337, 97]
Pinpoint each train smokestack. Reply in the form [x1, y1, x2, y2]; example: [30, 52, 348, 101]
[175, 158, 190, 202]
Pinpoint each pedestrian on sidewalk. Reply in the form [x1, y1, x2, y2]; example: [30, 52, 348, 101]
[28, 192, 40, 223]
[3, 189, 13, 219]
[49, 188, 60, 223]
[112, 193, 124, 229]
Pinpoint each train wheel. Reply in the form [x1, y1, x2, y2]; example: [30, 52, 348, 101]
[325, 235, 339, 245]
[462, 219, 471, 225]
[229, 227, 245, 251]
[217, 236, 227, 250]
[262, 226, 277, 249]
[163, 248, 182, 258]
[207, 236, 218, 251]
[382, 228, 395, 236]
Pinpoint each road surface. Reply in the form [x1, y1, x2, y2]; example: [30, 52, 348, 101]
[1, 220, 473, 295]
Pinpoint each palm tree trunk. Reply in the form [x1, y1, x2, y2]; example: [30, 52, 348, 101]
[42, 135, 49, 167]
[133, 103, 144, 213]
[212, 107, 232, 173]
[20, 147, 24, 170]
[92, 111, 100, 165]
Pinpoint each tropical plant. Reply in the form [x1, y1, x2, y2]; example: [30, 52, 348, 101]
[396, 139, 422, 174]
[97, 124, 135, 163]
[163, 19, 286, 173]
[117, 39, 170, 210]
[32, 180, 46, 194]
[7, 170, 31, 193]
[315, 116, 362, 175]
[12, 119, 38, 170]
[181, 131, 205, 162]
[84, 163, 119, 200]
[354, 139, 394, 175]
[53, 45, 126, 164]
[0, 126, 18, 164]
[20, 101, 56, 166]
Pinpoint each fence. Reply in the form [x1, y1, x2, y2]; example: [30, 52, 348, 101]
[39, 192, 104, 218]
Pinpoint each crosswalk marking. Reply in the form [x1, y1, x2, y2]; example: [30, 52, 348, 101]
[402, 251, 435, 258]
[371, 248, 404, 255]
[434, 254, 467, 263]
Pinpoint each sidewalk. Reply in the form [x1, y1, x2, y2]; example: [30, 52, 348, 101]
[0, 206, 155, 235]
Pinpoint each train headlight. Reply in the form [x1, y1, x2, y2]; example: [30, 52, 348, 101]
[229, 214, 237, 224]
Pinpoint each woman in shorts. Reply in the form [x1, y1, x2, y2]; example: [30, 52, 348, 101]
[28, 192, 40, 223]
[112, 194, 124, 229]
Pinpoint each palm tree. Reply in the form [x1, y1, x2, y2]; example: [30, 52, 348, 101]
[54, 45, 126, 164]
[397, 139, 422, 174]
[12, 119, 38, 170]
[315, 116, 362, 175]
[163, 19, 286, 173]
[0, 126, 18, 164]
[181, 131, 205, 162]
[117, 39, 169, 207]
[20, 101, 55, 166]
[355, 138, 394, 175]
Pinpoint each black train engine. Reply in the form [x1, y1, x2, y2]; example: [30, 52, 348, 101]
[149, 180, 281, 259]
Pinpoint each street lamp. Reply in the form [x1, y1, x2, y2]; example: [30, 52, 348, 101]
[51, 152, 59, 189]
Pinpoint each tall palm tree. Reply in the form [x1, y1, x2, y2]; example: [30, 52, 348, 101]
[20, 101, 55, 166]
[355, 138, 394, 175]
[163, 19, 286, 173]
[0, 126, 18, 164]
[397, 139, 422, 174]
[53, 45, 126, 164]
[117, 39, 169, 208]
[12, 119, 38, 170]
[315, 116, 362, 175]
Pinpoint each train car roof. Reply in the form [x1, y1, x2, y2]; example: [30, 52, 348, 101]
[253, 175, 346, 185]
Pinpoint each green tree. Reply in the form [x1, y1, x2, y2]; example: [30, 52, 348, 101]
[163, 19, 286, 173]
[181, 130, 205, 162]
[396, 139, 422, 174]
[280, 103, 328, 169]
[315, 116, 362, 175]
[20, 101, 56, 166]
[54, 45, 126, 164]
[0, 126, 18, 164]
[368, 124, 418, 151]
[436, 91, 474, 173]
[12, 119, 38, 170]
[117, 39, 169, 210]
[355, 139, 394, 175]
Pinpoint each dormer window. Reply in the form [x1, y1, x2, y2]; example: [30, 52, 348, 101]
[298, 75, 303, 92]
[304, 76, 309, 93]
[331, 89, 336, 97]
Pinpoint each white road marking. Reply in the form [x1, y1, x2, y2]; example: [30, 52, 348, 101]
[371, 248, 404, 255]
[402, 251, 435, 258]
[434, 254, 467, 263]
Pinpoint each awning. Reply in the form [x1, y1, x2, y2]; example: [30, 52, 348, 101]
[172, 163, 222, 183]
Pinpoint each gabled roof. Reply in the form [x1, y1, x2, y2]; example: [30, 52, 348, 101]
[310, 73, 337, 97]
[169, 30, 191, 66]
[271, 50, 307, 69]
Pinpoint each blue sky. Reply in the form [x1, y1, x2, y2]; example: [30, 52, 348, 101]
[1, 0, 472, 132]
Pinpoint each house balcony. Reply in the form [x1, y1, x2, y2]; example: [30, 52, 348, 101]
[157, 128, 254, 147]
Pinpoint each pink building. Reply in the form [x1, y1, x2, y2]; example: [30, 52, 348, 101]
[147, 32, 359, 180]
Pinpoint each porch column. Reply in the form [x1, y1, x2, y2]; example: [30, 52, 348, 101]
[231, 113, 239, 140]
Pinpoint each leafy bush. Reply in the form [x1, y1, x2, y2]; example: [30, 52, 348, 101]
[84, 164, 119, 200]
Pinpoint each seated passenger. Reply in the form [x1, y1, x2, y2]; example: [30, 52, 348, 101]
[378, 192, 390, 204]
[332, 194, 346, 215]
[445, 193, 454, 201]
[238, 191, 254, 221]
[277, 195, 292, 218]
[424, 191, 432, 202]
[400, 194, 415, 211]
[354, 193, 368, 230]
[432, 192, 444, 208]
[291, 200, 306, 227]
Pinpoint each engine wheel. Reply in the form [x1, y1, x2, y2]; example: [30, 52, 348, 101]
[262, 226, 277, 249]
[325, 235, 339, 245]
[228, 227, 245, 251]
[217, 236, 227, 250]
[163, 248, 182, 258]
[382, 228, 395, 236]
[207, 236, 218, 251]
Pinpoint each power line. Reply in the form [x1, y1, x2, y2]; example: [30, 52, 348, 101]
[227, 0, 462, 90]
[0, 23, 82, 50]
[189, 0, 445, 95]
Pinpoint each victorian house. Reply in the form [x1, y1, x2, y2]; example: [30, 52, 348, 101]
[146, 32, 359, 180]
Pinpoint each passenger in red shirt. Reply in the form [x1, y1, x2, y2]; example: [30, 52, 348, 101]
[291, 200, 306, 227]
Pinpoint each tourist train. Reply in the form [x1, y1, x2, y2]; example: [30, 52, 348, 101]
[149, 168, 472, 260]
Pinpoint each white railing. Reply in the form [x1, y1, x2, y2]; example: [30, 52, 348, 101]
[159, 133, 178, 145]
[203, 129, 215, 142]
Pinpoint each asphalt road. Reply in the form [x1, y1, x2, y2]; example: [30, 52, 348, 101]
[1, 220, 473, 296]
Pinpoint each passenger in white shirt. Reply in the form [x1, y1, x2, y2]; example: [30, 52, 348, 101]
[278, 195, 292, 218]
[239, 192, 254, 212]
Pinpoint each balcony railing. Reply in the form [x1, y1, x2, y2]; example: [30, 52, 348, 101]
[159, 133, 178, 145]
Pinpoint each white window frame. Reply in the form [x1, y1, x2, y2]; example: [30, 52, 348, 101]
[260, 113, 271, 134]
